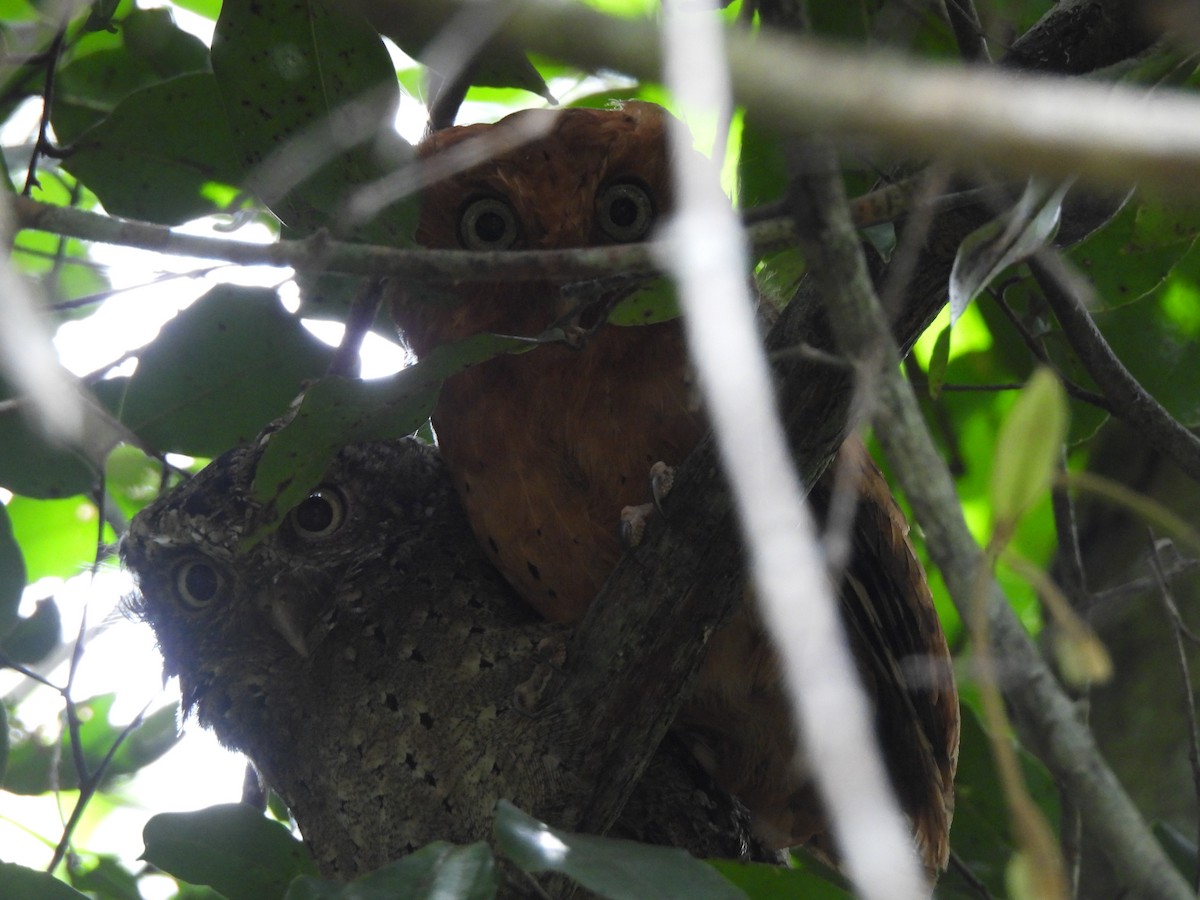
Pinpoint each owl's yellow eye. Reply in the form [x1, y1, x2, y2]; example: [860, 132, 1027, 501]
[175, 559, 221, 610]
[597, 182, 654, 243]
[459, 197, 518, 250]
[290, 487, 347, 539]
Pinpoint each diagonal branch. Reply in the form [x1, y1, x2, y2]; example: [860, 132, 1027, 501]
[1029, 251, 1200, 484]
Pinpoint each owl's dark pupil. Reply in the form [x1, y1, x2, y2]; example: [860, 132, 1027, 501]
[295, 496, 334, 533]
[474, 211, 508, 243]
[608, 196, 638, 228]
[184, 563, 218, 603]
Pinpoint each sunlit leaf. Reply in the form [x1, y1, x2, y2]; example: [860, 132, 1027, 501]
[286, 843, 496, 900]
[495, 801, 746, 900]
[3, 693, 179, 794]
[608, 279, 681, 326]
[927, 324, 951, 398]
[143, 803, 317, 900]
[62, 73, 242, 224]
[66, 854, 142, 900]
[1069, 197, 1200, 307]
[989, 368, 1068, 543]
[0, 503, 24, 634]
[96, 285, 334, 458]
[212, 0, 415, 243]
[4, 494, 107, 582]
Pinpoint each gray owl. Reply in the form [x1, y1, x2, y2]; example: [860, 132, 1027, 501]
[122, 435, 770, 880]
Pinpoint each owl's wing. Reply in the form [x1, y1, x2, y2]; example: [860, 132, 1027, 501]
[815, 442, 959, 872]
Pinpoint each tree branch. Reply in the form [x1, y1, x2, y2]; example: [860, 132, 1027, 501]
[787, 143, 1194, 900]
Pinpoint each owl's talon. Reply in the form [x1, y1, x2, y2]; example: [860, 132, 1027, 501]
[649, 461, 675, 516]
[512, 636, 568, 716]
[620, 503, 653, 549]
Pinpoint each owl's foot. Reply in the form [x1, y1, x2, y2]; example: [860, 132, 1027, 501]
[619, 461, 676, 548]
[512, 635, 569, 716]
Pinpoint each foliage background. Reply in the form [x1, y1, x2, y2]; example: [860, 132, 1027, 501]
[1, 0, 1199, 897]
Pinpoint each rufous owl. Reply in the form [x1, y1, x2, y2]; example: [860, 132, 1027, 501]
[390, 101, 959, 873]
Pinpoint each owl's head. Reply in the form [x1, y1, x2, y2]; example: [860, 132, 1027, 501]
[416, 101, 673, 253]
[121, 438, 454, 741]
[393, 101, 678, 354]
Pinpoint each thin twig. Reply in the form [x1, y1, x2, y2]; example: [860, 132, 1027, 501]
[1049, 450, 1087, 897]
[989, 287, 1115, 413]
[1030, 251, 1200, 485]
[942, 0, 990, 62]
[1145, 530, 1200, 893]
[46, 702, 153, 874]
[948, 848, 997, 899]
[326, 278, 385, 378]
[21, 27, 66, 197]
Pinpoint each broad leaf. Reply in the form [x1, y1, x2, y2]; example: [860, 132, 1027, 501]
[251, 331, 532, 523]
[0, 595, 60, 665]
[142, 803, 318, 900]
[286, 842, 496, 900]
[989, 367, 1068, 542]
[3, 693, 179, 794]
[495, 801, 746, 900]
[62, 73, 242, 224]
[97, 285, 334, 458]
[52, 7, 209, 143]
[0, 863, 89, 900]
[710, 859, 852, 899]
[212, 0, 415, 242]
[346, 0, 550, 100]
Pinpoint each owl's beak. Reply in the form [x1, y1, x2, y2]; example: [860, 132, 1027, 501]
[266, 593, 309, 658]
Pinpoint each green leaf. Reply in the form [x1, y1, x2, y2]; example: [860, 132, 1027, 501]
[0, 701, 9, 785]
[608, 279, 681, 326]
[351, 1, 551, 100]
[0, 595, 60, 664]
[0, 863, 89, 900]
[61, 73, 242, 224]
[0, 503, 24, 635]
[989, 367, 1068, 542]
[1070, 197, 1200, 307]
[142, 803, 318, 900]
[738, 113, 787, 209]
[938, 705, 1061, 897]
[3, 694, 179, 794]
[494, 801, 746, 900]
[96, 285, 334, 458]
[949, 178, 1072, 324]
[251, 331, 531, 526]
[52, 7, 210, 143]
[286, 842, 497, 900]
[709, 859, 851, 899]
[66, 854, 142, 900]
[0, 385, 100, 498]
[926, 324, 951, 399]
[211, 0, 415, 242]
[4, 494, 107, 582]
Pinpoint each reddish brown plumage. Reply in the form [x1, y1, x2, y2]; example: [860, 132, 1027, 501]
[391, 101, 958, 873]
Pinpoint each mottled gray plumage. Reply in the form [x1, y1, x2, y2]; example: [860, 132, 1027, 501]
[123, 434, 770, 880]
